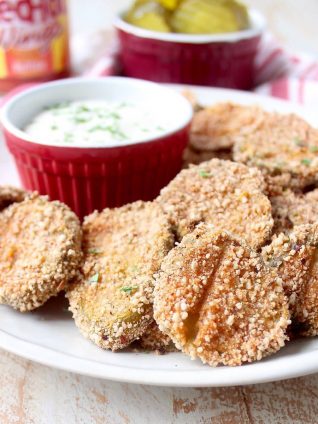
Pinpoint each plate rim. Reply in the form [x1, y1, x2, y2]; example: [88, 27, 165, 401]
[1, 84, 318, 387]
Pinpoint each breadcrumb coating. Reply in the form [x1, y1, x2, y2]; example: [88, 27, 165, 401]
[190, 103, 267, 151]
[154, 225, 290, 367]
[158, 159, 273, 249]
[139, 321, 177, 353]
[0, 195, 82, 312]
[271, 189, 318, 235]
[262, 223, 318, 336]
[233, 113, 318, 194]
[67, 201, 174, 351]
[0, 186, 28, 211]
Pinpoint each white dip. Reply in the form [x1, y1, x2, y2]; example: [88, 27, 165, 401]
[24, 100, 171, 146]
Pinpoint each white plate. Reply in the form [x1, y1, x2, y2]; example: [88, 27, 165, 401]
[1, 85, 318, 387]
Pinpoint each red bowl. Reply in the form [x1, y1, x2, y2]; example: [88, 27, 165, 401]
[1, 77, 192, 219]
[115, 9, 265, 90]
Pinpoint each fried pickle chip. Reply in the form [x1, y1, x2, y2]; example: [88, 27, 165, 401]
[139, 321, 177, 352]
[157, 159, 273, 249]
[0, 195, 82, 312]
[190, 103, 267, 152]
[0, 186, 28, 211]
[67, 201, 173, 351]
[262, 224, 318, 336]
[233, 113, 318, 194]
[154, 225, 290, 366]
[271, 189, 318, 235]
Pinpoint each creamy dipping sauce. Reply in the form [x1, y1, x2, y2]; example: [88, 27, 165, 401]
[24, 100, 171, 146]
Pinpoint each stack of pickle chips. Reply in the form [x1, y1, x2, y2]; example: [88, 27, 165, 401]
[125, 0, 250, 34]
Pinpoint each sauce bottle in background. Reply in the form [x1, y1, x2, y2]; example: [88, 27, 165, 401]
[0, 0, 70, 93]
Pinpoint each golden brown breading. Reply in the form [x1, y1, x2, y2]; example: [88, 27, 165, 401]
[138, 321, 177, 353]
[262, 224, 318, 337]
[0, 186, 28, 211]
[233, 113, 318, 194]
[271, 189, 318, 235]
[0, 195, 82, 312]
[154, 225, 290, 366]
[67, 201, 174, 351]
[182, 145, 232, 168]
[157, 159, 273, 249]
[190, 103, 267, 151]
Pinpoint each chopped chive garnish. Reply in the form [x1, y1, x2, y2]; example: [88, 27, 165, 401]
[77, 105, 90, 113]
[88, 273, 99, 284]
[74, 116, 88, 124]
[301, 158, 312, 166]
[199, 170, 212, 178]
[120, 285, 138, 294]
[293, 137, 305, 147]
[88, 248, 101, 255]
[47, 101, 70, 110]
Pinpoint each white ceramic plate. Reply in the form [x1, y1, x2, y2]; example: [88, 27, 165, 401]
[1, 85, 318, 387]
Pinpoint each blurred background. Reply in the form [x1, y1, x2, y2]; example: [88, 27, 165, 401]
[69, 0, 318, 55]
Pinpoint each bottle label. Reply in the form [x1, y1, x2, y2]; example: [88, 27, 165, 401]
[0, 0, 69, 80]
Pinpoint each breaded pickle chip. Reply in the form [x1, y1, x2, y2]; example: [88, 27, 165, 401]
[271, 189, 318, 235]
[67, 201, 173, 351]
[154, 225, 290, 366]
[139, 321, 177, 352]
[0, 195, 82, 312]
[158, 159, 273, 249]
[263, 224, 318, 336]
[0, 186, 28, 211]
[190, 103, 267, 151]
[233, 113, 318, 194]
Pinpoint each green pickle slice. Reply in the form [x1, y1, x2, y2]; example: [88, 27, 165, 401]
[125, 1, 171, 32]
[125, 0, 250, 34]
[171, 0, 249, 34]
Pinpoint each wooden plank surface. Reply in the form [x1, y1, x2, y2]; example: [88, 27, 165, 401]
[1, 349, 318, 424]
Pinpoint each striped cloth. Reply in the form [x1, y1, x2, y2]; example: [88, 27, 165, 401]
[80, 31, 318, 107]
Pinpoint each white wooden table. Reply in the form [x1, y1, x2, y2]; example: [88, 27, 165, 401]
[2, 1, 318, 422]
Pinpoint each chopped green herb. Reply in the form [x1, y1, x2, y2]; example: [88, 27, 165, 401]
[73, 116, 88, 124]
[76, 105, 90, 113]
[199, 170, 212, 178]
[310, 146, 318, 153]
[88, 248, 101, 255]
[293, 137, 306, 147]
[64, 132, 73, 143]
[47, 101, 70, 110]
[51, 124, 58, 130]
[88, 273, 99, 284]
[109, 112, 120, 119]
[120, 285, 138, 294]
[301, 158, 312, 166]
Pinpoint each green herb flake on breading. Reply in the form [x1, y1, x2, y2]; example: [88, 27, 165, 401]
[88, 273, 100, 284]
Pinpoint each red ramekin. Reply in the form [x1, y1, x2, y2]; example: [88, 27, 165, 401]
[115, 9, 265, 90]
[1, 77, 192, 219]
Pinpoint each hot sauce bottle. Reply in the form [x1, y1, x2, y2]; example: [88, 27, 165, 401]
[0, 0, 69, 92]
